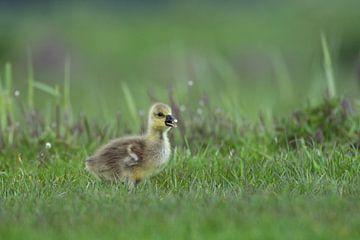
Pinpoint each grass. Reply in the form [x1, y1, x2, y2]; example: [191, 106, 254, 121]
[1, 135, 360, 239]
[0, 76, 360, 239]
[1, 1, 360, 239]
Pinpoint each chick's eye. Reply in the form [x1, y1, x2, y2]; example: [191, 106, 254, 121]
[157, 112, 165, 117]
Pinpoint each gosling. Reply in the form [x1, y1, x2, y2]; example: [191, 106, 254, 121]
[85, 103, 177, 187]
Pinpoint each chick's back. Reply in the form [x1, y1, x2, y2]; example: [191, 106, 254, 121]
[85, 137, 145, 181]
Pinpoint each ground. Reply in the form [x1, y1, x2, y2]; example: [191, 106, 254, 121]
[1, 129, 360, 239]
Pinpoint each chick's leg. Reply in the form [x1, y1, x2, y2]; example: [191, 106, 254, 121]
[125, 175, 142, 192]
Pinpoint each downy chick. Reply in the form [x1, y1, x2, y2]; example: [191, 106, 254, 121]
[85, 103, 177, 187]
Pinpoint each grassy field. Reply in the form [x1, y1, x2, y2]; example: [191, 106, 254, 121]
[1, 103, 360, 239]
[1, 1, 360, 239]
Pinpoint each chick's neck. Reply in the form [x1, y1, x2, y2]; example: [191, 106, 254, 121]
[145, 127, 169, 142]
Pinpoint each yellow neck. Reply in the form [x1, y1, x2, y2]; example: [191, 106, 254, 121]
[145, 128, 169, 142]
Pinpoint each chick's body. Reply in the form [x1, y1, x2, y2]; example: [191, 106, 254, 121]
[85, 103, 177, 186]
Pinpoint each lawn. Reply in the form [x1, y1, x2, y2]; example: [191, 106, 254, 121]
[1, 1, 360, 239]
[1, 129, 360, 239]
[1, 95, 360, 239]
[1, 134, 360, 239]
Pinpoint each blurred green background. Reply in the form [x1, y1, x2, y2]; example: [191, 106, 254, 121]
[0, 0, 360, 122]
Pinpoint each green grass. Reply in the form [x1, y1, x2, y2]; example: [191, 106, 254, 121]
[0, 96, 360, 239]
[1, 137, 360, 239]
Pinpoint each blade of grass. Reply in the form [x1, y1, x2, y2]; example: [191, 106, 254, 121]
[271, 52, 293, 101]
[54, 85, 61, 138]
[2, 62, 14, 130]
[27, 50, 34, 108]
[321, 33, 336, 99]
[33, 81, 60, 97]
[0, 75, 5, 131]
[64, 55, 71, 112]
[4, 62, 12, 93]
[4, 62, 13, 130]
[121, 82, 139, 129]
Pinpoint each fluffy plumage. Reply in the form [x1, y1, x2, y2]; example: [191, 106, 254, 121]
[85, 103, 177, 187]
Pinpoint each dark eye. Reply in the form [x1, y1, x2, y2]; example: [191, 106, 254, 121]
[157, 112, 165, 117]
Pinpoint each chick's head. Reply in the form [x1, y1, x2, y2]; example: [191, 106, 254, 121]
[148, 103, 177, 131]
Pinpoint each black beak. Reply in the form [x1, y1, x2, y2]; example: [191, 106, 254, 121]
[165, 115, 177, 127]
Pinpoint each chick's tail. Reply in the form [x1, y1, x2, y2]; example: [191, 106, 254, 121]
[85, 157, 96, 172]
